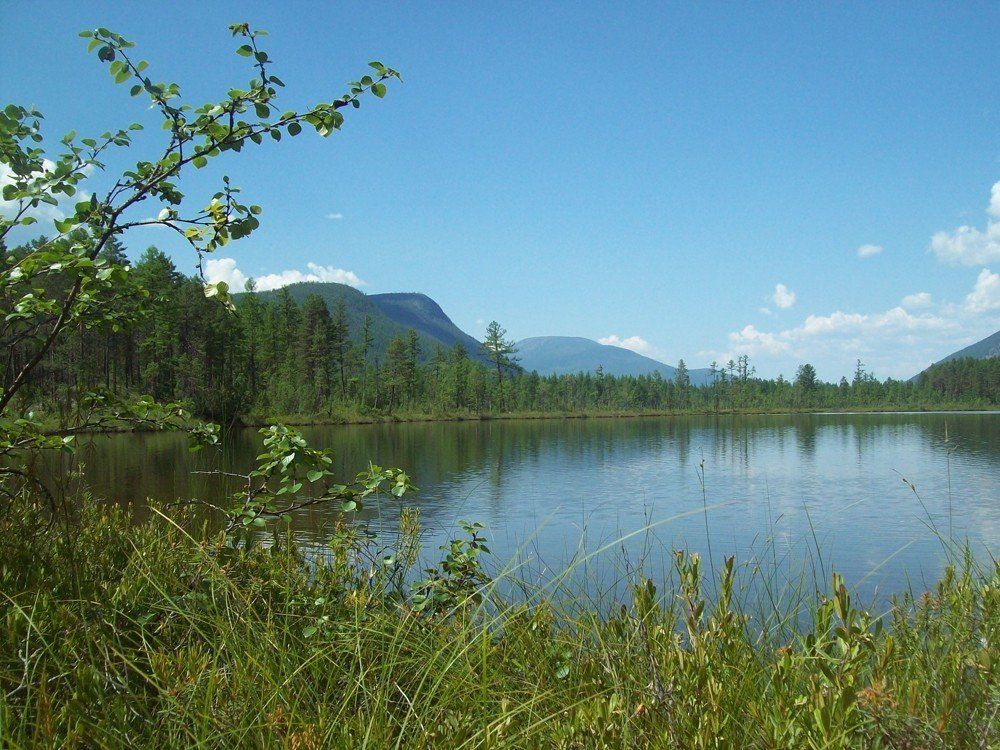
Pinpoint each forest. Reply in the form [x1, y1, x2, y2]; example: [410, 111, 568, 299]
[5, 237, 997, 425]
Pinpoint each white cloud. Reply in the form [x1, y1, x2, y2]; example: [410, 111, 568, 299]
[798, 310, 868, 336]
[599, 334, 657, 357]
[204, 257, 366, 292]
[728, 325, 791, 356]
[930, 180, 1000, 265]
[965, 268, 1000, 313]
[758, 307, 772, 316]
[771, 283, 796, 309]
[713, 279, 998, 379]
[901, 292, 932, 309]
[326, 212, 343, 220]
[203, 257, 247, 289]
[856, 243, 883, 258]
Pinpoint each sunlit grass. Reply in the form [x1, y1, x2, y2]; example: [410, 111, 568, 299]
[1, 491, 996, 749]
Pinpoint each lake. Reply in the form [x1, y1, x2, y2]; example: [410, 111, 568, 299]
[63, 412, 999, 605]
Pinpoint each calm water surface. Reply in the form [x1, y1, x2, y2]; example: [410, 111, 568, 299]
[67, 412, 998, 602]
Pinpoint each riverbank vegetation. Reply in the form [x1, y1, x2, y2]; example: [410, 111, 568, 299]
[5, 249, 998, 428]
[2, 493, 997, 748]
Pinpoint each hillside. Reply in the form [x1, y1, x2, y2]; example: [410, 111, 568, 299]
[369, 293, 484, 359]
[934, 329, 1000, 364]
[517, 336, 713, 384]
[911, 328, 1000, 381]
[244, 283, 485, 363]
[240, 285, 713, 381]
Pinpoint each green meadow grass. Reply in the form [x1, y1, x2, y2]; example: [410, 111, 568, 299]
[0, 493, 996, 749]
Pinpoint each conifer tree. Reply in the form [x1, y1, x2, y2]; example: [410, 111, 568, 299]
[482, 321, 518, 410]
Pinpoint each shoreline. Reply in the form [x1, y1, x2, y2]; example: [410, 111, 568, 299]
[55, 404, 1000, 435]
[259, 405, 999, 428]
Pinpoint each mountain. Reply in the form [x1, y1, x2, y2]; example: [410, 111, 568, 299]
[369, 293, 483, 357]
[240, 285, 712, 380]
[912, 328, 1000, 380]
[933, 329, 1000, 364]
[244, 282, 486, 363]
[516, 336, 714, 384]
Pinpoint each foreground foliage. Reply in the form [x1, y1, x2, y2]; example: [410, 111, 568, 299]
[1, 20, 398, 499]
[1, 497, 995, 749]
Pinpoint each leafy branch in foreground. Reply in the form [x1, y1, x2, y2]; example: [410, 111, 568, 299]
[188, 424, 412, 541]
[0, 21, 400, 506]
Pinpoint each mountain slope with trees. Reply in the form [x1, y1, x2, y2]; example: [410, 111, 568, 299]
[369, 292, 485, 360]
[916, 356, 999, 403]
[932, 329, 1000, 365]
[910, 328, 1000, 383]
[247, 282, 488, 364]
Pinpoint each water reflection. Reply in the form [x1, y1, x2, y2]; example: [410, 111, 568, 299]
[58, 412, 999, 602]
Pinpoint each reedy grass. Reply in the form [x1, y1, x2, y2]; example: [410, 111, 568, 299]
[0, 493, 997, 749]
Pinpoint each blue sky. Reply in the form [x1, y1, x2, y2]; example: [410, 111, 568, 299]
[2, 1, 998, 379]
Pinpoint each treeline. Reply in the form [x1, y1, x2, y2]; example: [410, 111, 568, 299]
[916, 356, 1000, 404]
[6, 242, 997, 423]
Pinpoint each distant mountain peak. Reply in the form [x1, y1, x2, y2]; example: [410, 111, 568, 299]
[516, 335, 713, 384]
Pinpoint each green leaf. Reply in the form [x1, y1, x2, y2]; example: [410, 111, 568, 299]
[307, 470, 324, 483]
[236, 44, 253, 57]
[372, 83, 387, 98]
[287, 122, 302, 137]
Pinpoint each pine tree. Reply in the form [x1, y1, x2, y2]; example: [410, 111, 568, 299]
[359, 314, 374, 405]
[482, 321, 518, 409]
[239, 278, 264, 397]
[385, 335, 411, 409]
[330, 299, 350, 398]
[300, 294, 333, 404]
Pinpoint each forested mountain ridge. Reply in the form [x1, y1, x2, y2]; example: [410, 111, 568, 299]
[914, 356, 999, 403]
[933, 329, 1000, 365]
[369, 292, 485, 360]
[244, 283, 487, 364]
[517, 336, 714, 384]
[910, 328, 1000, 382]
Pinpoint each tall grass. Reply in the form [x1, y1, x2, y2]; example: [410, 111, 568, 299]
[0, 492, 997, 748]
